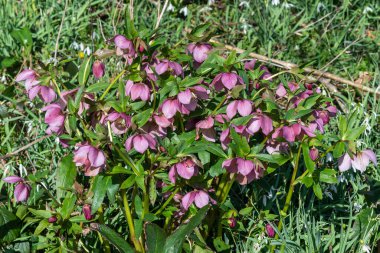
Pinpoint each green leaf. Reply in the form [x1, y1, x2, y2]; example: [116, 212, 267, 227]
[333, 142, 346, 158]
[164, 206, 208, 253]
[91, 176, 111, 214]
[86, 82, 109, 93]
[56, 155, 77, 200]
[209, 160, 225, 177]
[301, 176, 314, 188]
[302, 142, 315, 173]
[230, 128, 250, 157]
[120, 175, 136, 189]
[28, 208, 52, 219]
[0, 207, 21, 243]
[132, 108, 153, 128]
[78, 56, 92, 86]
[149, 177, 157, 206]
[319, 169, 338, 184]
[343, 126, 366, 141]
[34, 219, 50, 235]
[146, 223, 167, 253]
[298, 94, 321, 109]
[312, 183, 323, 200]
[254, 154, 289, 166]
[11, 27, 33, 54]
[61, 193, 77, 220]
[92, 223, 134, 253]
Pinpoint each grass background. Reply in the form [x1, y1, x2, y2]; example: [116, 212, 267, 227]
[0, 0, 379, 252]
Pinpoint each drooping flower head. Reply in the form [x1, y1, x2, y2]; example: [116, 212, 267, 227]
[187, 43, 212, 63]
[155, 60, 183, 77]
[41, 104, 65, 135]
[195, 116, 216, 142]
[222, 158, 264, 185]
[169, 158, 199, 183]
[3, 176, 31, 202]
[226, 99, 252, 119]
[125, 133, 156, 154]
[181, 190, 216, 210]
[211, 72, 244, 91]
[106, 112, 132, 135]
[338, 150, 377, 172]
[125, 80, 150, 101]
[73, 143, 106, 176]
[113, 35, 136, 57]
[92, 60, 105, 79]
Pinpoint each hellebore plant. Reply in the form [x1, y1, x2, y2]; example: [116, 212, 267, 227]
[7, 24, 377, 252]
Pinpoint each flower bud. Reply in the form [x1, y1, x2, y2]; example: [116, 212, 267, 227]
[48, 216, 57, 223]
[83, 204, 92, 220]
[266, 223, 275, 238]
[92, 60, 105, 79]
[309, 147, 319, 161]
[228, 217, 236, 228]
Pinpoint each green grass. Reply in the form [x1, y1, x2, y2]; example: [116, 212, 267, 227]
[0, 0, 379, 252]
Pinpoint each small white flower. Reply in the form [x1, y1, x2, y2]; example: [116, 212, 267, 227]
[239, 1, 250, 8]
[363, 6, 373, 14]
[362, 245, 371, 253]
[271, 0, 280, 6]
[167, 3, 175, 12]
[179, 6, 188, 16]
[83, 47, 92, 56]
[1, 75, 6, 83]
[208, 0, 215, 5]
[283, 3, 294, 9]
[317, 3, 326, 13]
[70, 41, 80, 50]
[353, 202, 362, 213]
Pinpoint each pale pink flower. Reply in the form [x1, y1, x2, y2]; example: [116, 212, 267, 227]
[73, 143, 106, 176]
[181, 190, 216, 210]
[125, 134, 156, 154]
[247, 111, 273, 135]
[338, 150, 377, 172]
[195, 116, 216, 142]
[155, 60, 183, 76]
[211, 72, 244, 91]
[187, 43, 212, 63]
[125, 80, 150, 101]
[226, 99, 252, 119]
[169, 159, 199, 183]
[106, 112, 132, 135]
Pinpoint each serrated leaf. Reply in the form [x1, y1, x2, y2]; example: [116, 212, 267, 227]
[91, 176, 111, 214]
[56, 155, 77, 200]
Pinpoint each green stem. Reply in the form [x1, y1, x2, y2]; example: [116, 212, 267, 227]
[100, 70, 126, 100]
[154, 188, 179, 215]
[98, 206, 111, 253]
[211, 95, 228, 115]
[114, 146, 141, 176]
[271, 143, 303, 252]
[121, 190, 143, 252]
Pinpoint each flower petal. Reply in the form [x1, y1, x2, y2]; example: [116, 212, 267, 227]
[194, 191, 209, 208]
[338, 153, 352, 172]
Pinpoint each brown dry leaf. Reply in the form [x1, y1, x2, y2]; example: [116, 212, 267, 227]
[354, 72, 372, 85]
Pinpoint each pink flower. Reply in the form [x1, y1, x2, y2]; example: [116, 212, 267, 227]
[260, 66, 272, 81]
[41, 104, 65, 135]
[338, 150, 377, 172]
[16, 69, 36, 82]
[58, 89, 93, 115]
[92, 60, 105, 79]
[73, 143, 106, 176]
[113, 35, 135, 56]
[187, 43, 212, 63]
[222, 158, 264, 185]
[276, 84, 287, 97]
[309, 147, 319, 161]
[247, 112, 273, 136]
[160, 98, 182, 119]
[244, 60, 257, 70]
[195, 116, 216, 142]
[83, 204, 92, 220]
[125, 80, 150, 101]
[228, 217, 237, 228]
[3, 176, 31, 202]
[272, 123, 316, 142]
[169, 158, 199, 183]
[155, 60, 183, 76]
[181, 190, 216, 210]
[177, 86, 209, 115]
[48, 216, 57, 223]
[106, 112, 132, 135]
[266, 223, 275, 238]
[226, 99, 252, 119]
[125, 134, 156, 154]
[211, 72, 244, 91]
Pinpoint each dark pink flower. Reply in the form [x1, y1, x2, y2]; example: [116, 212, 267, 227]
[273, 123, 316, 142]
[244, 60, 257, 70]
[266, 139, 289, 154]
[125, 134, 156, 154]
[223, 158, 264, 185]
[155, 60, 183, 76]
[106, 112, 132, 135]
[211, 72, 244, 91]
[125, 80, 150, 101]
[83, 204, 92, 220]
[41, 104, 65, 135]
[288, 82, 300, 92]
[195, 116, 216, 142]
[309, 147, 319, 161]
[3, 176, 31, 202]
[226, 99, 252, 119]
[16, 69, 36, 82]
[177, 86, 209, 115]
[181, 190, 216, 210]
[247, 112, 273, 135]
[48, 216, 57, 223]
[228, 217, 237, 228]
[153, 114, 173, 128]
[266, 223, 275, 238]
[338, 150, 377, 172]
[161, 98, 181, 119]
[113, 35, 135, 56]
[260, 66, 272, 81]
[276, 84, 287, 97]
[187, 43, 212, 63]
[73, 143, 106, 176]
[58, 88, 93, 115]
[169, 158, 199, 183]
[92, 60, 105, 79]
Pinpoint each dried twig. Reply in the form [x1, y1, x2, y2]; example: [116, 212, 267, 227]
[210, 39, 380, 96]
[53, 0, 68, 65]
[0, 135, 51, 160]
